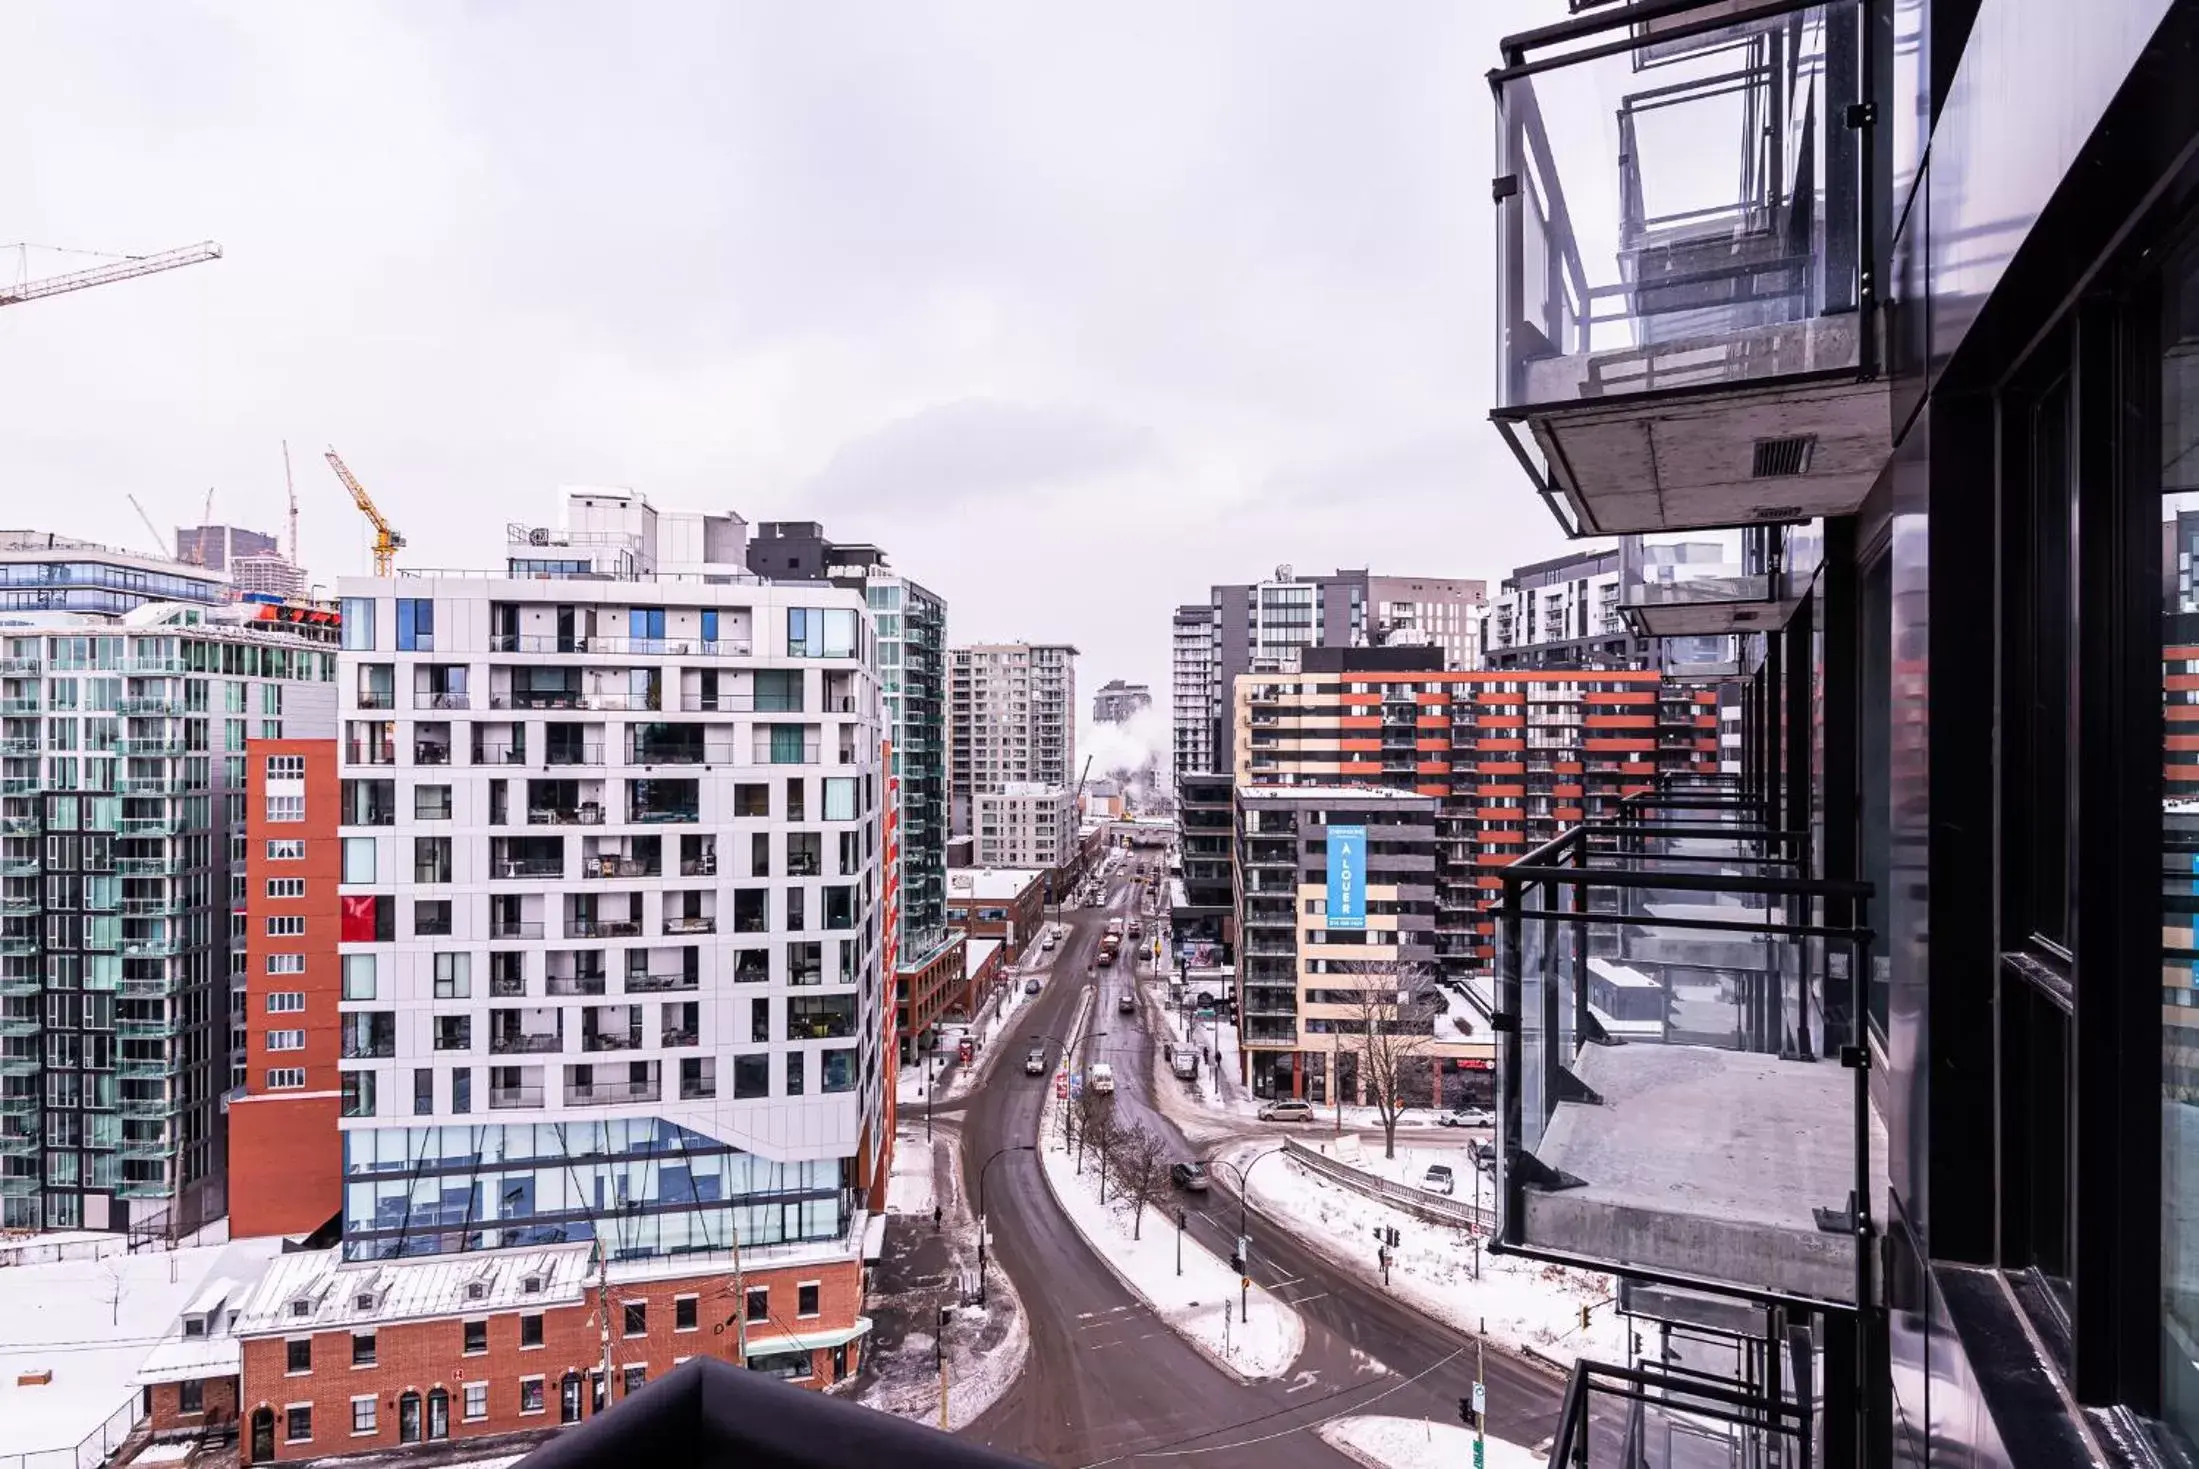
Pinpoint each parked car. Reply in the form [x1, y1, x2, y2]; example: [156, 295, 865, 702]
[1438, 1106, 1495, 1128]
[1170, 1162, 1210, 1192]
[1257, 1099, 1314, 1123]
[1042, 932, 1059, 951]
[1421, 1164, 1457, 1196]
[1024, 1046, 1047, 1075]
[1469, 1139, 1496, 1171]
[1023, 977, 1041, 994]
[1117, 992, 1136, 1014]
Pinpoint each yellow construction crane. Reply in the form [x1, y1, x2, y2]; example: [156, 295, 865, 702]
[0, 241, 221, 308]
[324, 448, 403, 576]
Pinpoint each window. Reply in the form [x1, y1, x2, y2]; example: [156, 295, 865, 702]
[787, 1051, 804, 1096]
[433, 953, 470, 999]
[413, 836, 451, 884]
[462, 1382, 486, 1421]
[434, 1015, 471, 1051]
[340, 1070, 375, 1117]
[341, 954, 376, 1001]
[823, 777, 856, 822]
[415, 784, 452, 821]
[266, 915, 305, 937]
[266, 991, 305, 1013]
[414, 899, 451, 937]
[462, 1319, 486, 1355]
[797, 1283, 820, 1318]
[821, 1048, 856, 1093]
[266, 1030, 305, 1052]
[265, 794, 304, 823]
[351, 1332, 375, 1367]
[415, 1068, 434, 1116]
[520, 1313, 544, 1348]
[745, 1286, 768, 1323]
[179, 1379, 204, 1414]
[351, 1396, 375, 1435]
[734, 1053, 769, 1099]
[622, 1365, 646, 1397]
[787, 606, 858, 659]
[286, 1405, 313, 1442]
[622, 1301, 646, 1337]
[266, 839, 305, 861]
[286, 1339, 312, 1374]
[674, 1296, 697, 1332]
[265, 754, 305, 781]
[451, 1068, 471, 1114]
[341, 837, 375, 884]
[266, 953, 305, 975]
[519, 1378, 544, 1415]
[265, 878, 305, 899]
[749, 1350, 813, 1381]
[266, 1068, 306, 1090]
[396, 599, 435, 652]
[340, 597, 375, 650]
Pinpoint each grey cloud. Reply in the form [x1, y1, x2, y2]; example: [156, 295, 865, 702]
[804, 399, 1160, 512]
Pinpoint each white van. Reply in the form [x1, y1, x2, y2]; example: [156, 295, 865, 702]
[1088, 1062, 1116, 1095]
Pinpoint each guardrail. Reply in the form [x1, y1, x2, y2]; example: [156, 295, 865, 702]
[1280, 1138, 1493, 1232]
[0, 1394, 141, 1469]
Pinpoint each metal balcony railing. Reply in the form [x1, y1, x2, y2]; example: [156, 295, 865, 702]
[1545, 1357, 1812, 1469]
[1494, 793, 1876, 1310]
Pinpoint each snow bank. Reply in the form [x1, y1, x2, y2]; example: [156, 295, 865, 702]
[1225, 1141, 1626, 1367]
[1317, 1414, 1539, 1469]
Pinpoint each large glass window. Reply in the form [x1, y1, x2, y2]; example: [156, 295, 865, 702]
[340, 598, 376, 651]
[395, 599, 435, 652]
[2163, 228, 2199, 1442]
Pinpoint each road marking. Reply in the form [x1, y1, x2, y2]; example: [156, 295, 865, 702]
[1280, 1290, 1329, 1306]
[1284, 1370, 1320, 1393]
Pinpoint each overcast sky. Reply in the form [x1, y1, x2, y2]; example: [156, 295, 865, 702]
[0, 2, 1579, 743]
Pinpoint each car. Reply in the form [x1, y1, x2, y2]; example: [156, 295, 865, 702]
[1024, 1046, 1047, 1076]
[1257, 1099, 1314, 1123]
[1170, 1162, 1210, 1192]
[1438, 1106, 1495, 1128]
[1042, 933, 1059, 951]
[1023, 977, 1041, 994]
[1468, 1140, 1496, 1171]
[1088, 1062, 1115, 1094]
[1097, 951, 1114, 968]
[1421, 1164, 1456, 1195]
[1117, 992, 1136, 1014]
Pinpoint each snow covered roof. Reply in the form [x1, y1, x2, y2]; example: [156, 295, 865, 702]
[945, 867, 1045, 902]
[234, 1244, 596, 1337]
[964, 936, 1002, 979]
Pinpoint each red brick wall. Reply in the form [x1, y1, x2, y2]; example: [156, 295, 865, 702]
[237, 1258, 864, 1461]
[149, 1375, 240, 1436]
[233, 738, 342, 1239]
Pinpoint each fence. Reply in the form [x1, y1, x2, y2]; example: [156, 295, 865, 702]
[0, 1396, 143, 1469]
[0, 1233, 128, 1267]
[1281, 1138, 1495, 1233]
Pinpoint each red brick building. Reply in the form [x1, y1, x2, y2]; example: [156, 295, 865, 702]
[944, 868, 1046, 962]
[229, 738, 343, 1240]
[231, 1241, 869, 1462]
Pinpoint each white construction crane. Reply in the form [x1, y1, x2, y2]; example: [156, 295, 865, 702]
[0, 241, 221, 309]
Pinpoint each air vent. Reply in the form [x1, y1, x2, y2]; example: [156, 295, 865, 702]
[1750, 436, 1815, 478]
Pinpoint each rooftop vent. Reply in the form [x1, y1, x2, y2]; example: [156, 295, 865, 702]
[1750, 436, 1816, 478]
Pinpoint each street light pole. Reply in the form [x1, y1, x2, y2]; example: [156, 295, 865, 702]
[975, 1144, 1035, 1307]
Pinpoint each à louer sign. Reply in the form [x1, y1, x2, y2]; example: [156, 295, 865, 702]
[1326, 823, 1367, 931]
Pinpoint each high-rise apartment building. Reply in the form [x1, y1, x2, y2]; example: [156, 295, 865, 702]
[1171, 604, 1219, 783]
[973, 782, 1074, 870]
[0, 595, 337, 1237]
[947, 642, 1076, 838]
[1477, 1, 2199, 1458]
[1091, 679, 1152, 724]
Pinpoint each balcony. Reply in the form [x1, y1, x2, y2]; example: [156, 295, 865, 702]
[563, 1076, 660, 1106]
[489, 920, 546, 941]
[567, 916, 643, 940]
[623, 969, 698, 994]
[1493, 799, 1877, 1307]
[119, 1094, 179, 1119]
[1618, 526, 1810, 638]
[114, 857, 182, 876]
[1491, 1, 1888, 535]
[528, 803, 605, 826]
[116, 696, 180, 716]
[491, 1030, 563, 1055]
[113, 737, 182, 756]
[547, 973, 608, 998]
[416, 690, 472, 711]
[545, 744, 607, 767]
[1544, 1357, 1812, 1468]
[663, 914, 715, 936]
[490, 1084, 546, 1110]
[585, 856, 661, 881]
[119, 816, 180, 837]
[494, 857, 565, 880]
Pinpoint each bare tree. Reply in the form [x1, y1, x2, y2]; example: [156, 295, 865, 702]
[1085, 1102, 1123, 1203]
[98, 1257, 129, 1326]
[1107, 1123, 1171, 1239]
[1349, 960, 1443, 1160]
[1072, 1088, 1115, 1177]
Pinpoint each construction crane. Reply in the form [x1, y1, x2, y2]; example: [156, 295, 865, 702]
[324, 448, 403, 576]
[0, 241, 221, 309]
[282, 442, 299, 566]
[124, 494, 168, 560]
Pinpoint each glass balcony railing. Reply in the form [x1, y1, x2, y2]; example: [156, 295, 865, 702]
[1492, 0, 1884, 535]
[1545, 1357, 1813, 1468]
[1494, 789, 1876, 1308]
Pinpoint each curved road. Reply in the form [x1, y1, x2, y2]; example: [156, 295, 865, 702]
[957, 852, 1580, 1465]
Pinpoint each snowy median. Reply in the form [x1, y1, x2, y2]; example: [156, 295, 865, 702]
[1038, 998, 1305, 1381]
[1317, 1414, 1539, 1469]
[1223, 1138, 1625, 1369]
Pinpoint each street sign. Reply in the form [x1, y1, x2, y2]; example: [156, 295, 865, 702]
[1069, 1074, 1083, 1098]
[1195, 1008, 1215, 1021]
[1054, 1075, 1067, 1099]
[1472, 1382, 1485, 1415]
[1473, 1442, 1483, 1469]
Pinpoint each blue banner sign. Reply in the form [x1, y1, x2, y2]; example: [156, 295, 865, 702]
[1327, 823, 1367, 930]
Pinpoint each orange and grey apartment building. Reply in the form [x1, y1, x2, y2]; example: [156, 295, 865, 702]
[1227, 645, 1718, 1098]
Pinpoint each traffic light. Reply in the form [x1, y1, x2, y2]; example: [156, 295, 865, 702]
[1458, 1397, 1479, 1430]
[1579, 1303, 1591, 1330]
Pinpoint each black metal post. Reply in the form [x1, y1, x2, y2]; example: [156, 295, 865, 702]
[975, 1144, 1034, 1307]
[1176, 1208, 1185, 1276]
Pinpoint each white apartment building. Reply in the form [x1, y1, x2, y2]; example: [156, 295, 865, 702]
[946, 642, 1075, 837]
[1171, 603, 1218, 785]
[972, 782, 1072, 870]
[331, 550, 886, 1264]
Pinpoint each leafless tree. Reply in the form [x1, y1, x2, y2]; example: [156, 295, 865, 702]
[1072, 1088, 1115, 1177]
[1107, 1123, 1171, 1239]
[98, 1257, 128, 1326]
[1085, 1102, 1123, 1203]
[1348, 960, 1444, 1160]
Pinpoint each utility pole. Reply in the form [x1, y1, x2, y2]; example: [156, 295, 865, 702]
[596, 1241, 614, 1416]
[733, 1218, 748, 1366]
[937, 1306, 951, 1430]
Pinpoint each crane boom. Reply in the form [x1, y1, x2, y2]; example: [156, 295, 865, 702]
[124, 495, 167, 560]
[283, 442, 299, 567]
[324, 449, 403, 577]
[0, 242, 222, 307]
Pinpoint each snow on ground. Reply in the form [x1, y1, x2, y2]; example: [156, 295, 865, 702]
[885, 1124, 938, 1218]
[1225, 1140, 1627, 1368]
[1039, 1002, 1304, 1381]
[1317, 1415, 1539, 1469]
[0, 1235, 283, 1456]
[1304, 1136, 1492, 1202]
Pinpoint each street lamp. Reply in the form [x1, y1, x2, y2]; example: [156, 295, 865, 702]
[975, 1144, 1036, 1306]
[1208, 1145, 1288, 1324]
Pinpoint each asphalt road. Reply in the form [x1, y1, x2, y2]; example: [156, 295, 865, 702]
[956, 850, 1581, 1466]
